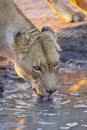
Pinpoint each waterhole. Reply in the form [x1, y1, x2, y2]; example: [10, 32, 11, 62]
[0, 64, 87, 130]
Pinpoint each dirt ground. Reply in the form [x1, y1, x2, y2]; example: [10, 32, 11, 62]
[14, 0, 87, 32]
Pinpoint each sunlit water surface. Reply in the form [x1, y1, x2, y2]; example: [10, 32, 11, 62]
[0, 69, 87, 130]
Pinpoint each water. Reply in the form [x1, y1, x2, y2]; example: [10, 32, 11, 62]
[0, 68, 87, 130]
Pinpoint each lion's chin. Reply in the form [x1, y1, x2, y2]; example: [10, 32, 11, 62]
[39, 94, 53, 101]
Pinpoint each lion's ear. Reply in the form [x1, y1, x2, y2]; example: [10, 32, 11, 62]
[41, 26, 62, 51]
[41, 26, 55, 33]
[14, 31, 31, 47]
[14, 32, 22, 46]
[41, 26, 57, 40]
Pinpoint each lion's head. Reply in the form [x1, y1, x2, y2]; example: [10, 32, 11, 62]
[13, 26, 61, 100]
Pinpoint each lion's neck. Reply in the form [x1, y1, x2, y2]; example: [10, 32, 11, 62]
[0, 0, 40, 60]
[0, 0, 39, 32]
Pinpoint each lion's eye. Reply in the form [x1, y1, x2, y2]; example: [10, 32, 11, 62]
[32, 66, 41, 72]
[54, 62, 59, 68]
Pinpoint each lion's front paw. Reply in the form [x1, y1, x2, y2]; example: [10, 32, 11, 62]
[72, 12, 85, 22]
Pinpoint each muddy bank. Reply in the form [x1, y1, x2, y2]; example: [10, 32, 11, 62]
[57, 23, 87, 70]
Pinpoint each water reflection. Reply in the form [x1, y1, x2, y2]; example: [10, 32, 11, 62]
[70, 79, 87, 92]
[16, 119, 25, 130]
[59, 69, 87, 93]
[0, 69, 87, 130]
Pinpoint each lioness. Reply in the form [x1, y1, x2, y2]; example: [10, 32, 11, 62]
[0, 0, 61, 100]
[46, 0, 87, 23]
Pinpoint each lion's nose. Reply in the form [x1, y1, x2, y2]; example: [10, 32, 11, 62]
[46, 89, 57, 94]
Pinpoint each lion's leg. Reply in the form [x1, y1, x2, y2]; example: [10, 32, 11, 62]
[70, 0, 87, 13]
[45, 0, 85, 23]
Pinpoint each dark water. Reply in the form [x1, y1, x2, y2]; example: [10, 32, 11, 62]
[0, 68, 87, 130]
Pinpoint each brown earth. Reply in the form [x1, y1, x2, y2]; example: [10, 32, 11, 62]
[14, 0, 87, 32]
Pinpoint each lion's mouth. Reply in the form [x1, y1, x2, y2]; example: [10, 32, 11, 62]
[34, 88, 53, 101]
[39, 94, 53, 101]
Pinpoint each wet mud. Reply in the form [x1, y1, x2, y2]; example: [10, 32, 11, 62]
[58, 23, 87, 70]
[0, 0, 87, 130]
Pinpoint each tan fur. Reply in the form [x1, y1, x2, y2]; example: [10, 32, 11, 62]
[45, 0, 87, 23]
[0, 0, 61, 96]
